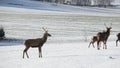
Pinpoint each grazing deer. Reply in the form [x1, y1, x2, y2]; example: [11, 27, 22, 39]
[88, 36, 98, 48]
[96, 23, 112, 50]
[116, 33, 120, 46]
[23, 28, 51, 58]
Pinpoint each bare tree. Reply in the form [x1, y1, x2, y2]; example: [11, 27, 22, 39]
[93, 0, 114, 7]
[77, 0, 91, 6]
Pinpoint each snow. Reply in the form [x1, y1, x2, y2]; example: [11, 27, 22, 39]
[0, 42, 120, 68]
[0, 0, 120, 16]
[0, 0, 120, 68]
[114, 0, 120, 5]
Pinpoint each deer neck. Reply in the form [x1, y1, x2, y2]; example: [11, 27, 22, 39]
[106, 29, 110, 34]
[42, 33, 48, 43]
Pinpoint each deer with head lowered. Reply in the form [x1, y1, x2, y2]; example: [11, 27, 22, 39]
[116, 33, 120, 47]
[23, 28, 51, 58]
[88, 36, 98, 48]
[96, 23, 112, 50]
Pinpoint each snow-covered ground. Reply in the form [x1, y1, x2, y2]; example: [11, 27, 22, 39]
[0, 42, 120, 68]
[0, 0, 120, 68]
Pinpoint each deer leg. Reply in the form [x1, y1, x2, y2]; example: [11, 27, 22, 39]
[97, 41, 100, 50]
[23, 48, 27, 58]
[23, 51, 25, 59]
[41, 48, 42, 58]
[88, 42, 92, 48]
[99, 42, 101, 47]
[102, 41, 107, 49]
[92, 42, 95, 48]
[116, 39, 118, 47]
[102, 41, 105, 49]
[38, 47, 42, 58]
[26, 51, 29, 58]
[105, 41, 107, 49]
[23, 47, 30, 58]
[38, 48, 40, 58]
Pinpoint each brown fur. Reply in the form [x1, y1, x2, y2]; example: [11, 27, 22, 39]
[116, 33, 120, 46]
[96, 27, 112, 50]
[88, 36, 98, 48]
[23, 28, 51, 58]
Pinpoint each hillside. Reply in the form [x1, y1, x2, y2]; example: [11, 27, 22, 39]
[0, 0, 120, 16]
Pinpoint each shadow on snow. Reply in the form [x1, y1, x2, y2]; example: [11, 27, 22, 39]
[0, 38, 24, 46]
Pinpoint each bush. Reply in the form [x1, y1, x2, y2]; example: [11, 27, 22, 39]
[0, 27, 5, 40]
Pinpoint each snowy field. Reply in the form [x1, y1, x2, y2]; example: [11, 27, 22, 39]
[0, 42, 120, 68]
[0, 0, 120, 68]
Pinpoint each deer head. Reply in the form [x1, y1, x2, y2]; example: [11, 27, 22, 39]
[42, 27, 51, 37]
[104, 23, 112, 31]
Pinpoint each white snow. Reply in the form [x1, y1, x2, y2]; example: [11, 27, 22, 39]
[0, 42, 120, 68]
[0, 0, 120, 68]
[0, 0, 120, 16]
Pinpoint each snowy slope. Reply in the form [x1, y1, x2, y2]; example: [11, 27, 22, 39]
[0, 42, 120, 68]
[0, 0, 120, 16]
[114, 0, 120, 5]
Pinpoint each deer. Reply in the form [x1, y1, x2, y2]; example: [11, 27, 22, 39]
[116, 33, 120, 47]
[23, 28, 51, 58]
[96, 23, 112, 50]
[88, 36, 98, 48]
[88, 35, 102, 48]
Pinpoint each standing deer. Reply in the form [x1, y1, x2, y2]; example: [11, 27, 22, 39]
[116, 33, 120, 46]
[23, 28, 51, 58]
[88, 36, 98, 48]
[96, 23, 112, 50]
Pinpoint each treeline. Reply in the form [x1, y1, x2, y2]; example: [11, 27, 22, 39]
[34, 0, 115, 7]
